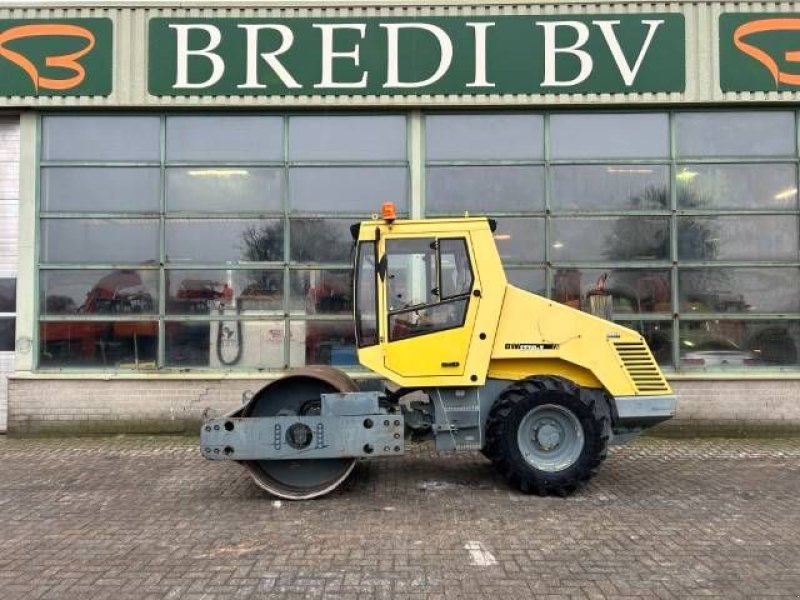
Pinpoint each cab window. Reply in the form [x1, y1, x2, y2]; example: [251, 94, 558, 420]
[386, 238, 473, 341]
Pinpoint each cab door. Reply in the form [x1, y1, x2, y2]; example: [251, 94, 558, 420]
[382, 236, 479, 378]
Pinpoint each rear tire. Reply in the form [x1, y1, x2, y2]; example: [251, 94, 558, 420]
[484, 376, 608, 496]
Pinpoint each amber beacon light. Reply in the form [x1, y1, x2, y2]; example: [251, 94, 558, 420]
[380, 201, 397, 222]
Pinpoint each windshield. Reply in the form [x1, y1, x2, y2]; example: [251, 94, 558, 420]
[354, 241, 378, 347]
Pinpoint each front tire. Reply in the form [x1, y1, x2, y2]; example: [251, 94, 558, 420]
[484, 376, 608, 496]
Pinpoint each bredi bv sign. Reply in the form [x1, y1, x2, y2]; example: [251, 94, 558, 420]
[148, 15, 685, 96]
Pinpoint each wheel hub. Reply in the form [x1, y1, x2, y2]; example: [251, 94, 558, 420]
[534, 421, 563, 451]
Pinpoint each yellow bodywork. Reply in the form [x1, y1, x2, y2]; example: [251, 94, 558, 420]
[355, 216, 672, 398]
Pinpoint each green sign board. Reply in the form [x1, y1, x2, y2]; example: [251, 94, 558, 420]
[0, 18, 112, 96]
[721, 13, 800, 92]
[149, 15, 685, 96]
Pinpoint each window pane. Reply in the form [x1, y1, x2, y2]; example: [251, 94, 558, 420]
[289, 219, 355, 263]
[680, 320, 799, 368]
[386, 238, 437, 310]
[619, 320, 673, 367]
[675, 112, 794, 157]
[426, 114, 543, 160]
[41, 168, 160, 213]
[550, 113, 669, 159]
[300, 320, 358, 367]
[39, 321, 157, 368]
[506, 269, 546, 295]
[167, 168, 283, 213]
[355, 242, 378, 347]
[551, 217, 670, 262]
[41, 269, 158, 316]
[678, 164, 798, 210]
[291, 270, 352, 314]
[166, 116, 283, 162]
[167, 219, 284, 263]
[289, 115, 406, 161]
[440, 239, 473, 298]
[166, 320, 288, 369]
[41, 219, 159, 264]
[42, 116, 160, 161]
[389, 299, 468, 341]
[0, 317, 13, 351]
[678, 216, 799, 261]
[0, 278, 14, 312]
[167, 270, 283, 315]
[426, 166, 544, 215]
[289, 167, 407, 213]
[679, 268, 800, 314]
[551, 165, 669, 211]
[493, 218, 545, 264]
[551, 268, 671, 314]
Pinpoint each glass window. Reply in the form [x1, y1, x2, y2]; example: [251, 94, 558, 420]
[300, 320, 358, 366]
[355, 242, 378, 347]
[165, 319, 287, 369]
[40, 269, 159, 316]
[439, 239, 474, 298]
[677, 164, 797, 210]
[426, 166, 544, 215]
[0, 317, 13, 351]
[289, 167, 408, 213]
[166, 270, 283, 315]
[40, 219, 159, 264]
[680, 320, 799, 368]
[386, 238, 437, 311]
[679, 268, 800, 314]
[551, 165, 669, 211]
[166, 219, 284, 263]
[289, 219, 355, 263]
[0, 278, 14, 312]
[291, 270, 352, 314]
[166, 168, 283, 213]
[551, 268, 671, 314]
[493, 218, 545, 263]
[550, 113, 669, 159]
[550, 217, 670, 262]
[426, 114, 543, 160]
[389, 298, 468, 342]
[39, 321, 158, 368]
[41, 116, 160, 161]
[166, 116, 283, 162]
[675, 112, 795, 157]
[506, 269, 546, 296]
[289, 115, 406, 161]
[41, 168, 160, 213]
[677, 216, 799, 261]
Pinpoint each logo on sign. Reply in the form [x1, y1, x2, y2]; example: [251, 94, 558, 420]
[733, 18, 800, 86]
[0, 24, 96, 91]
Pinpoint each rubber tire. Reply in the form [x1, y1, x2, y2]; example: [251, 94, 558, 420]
[484, 376, 608, 496]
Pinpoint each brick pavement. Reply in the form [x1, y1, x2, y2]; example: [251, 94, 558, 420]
[0, 435, 799, 599]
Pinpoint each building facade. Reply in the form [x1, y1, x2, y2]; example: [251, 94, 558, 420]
[1, 0, 799, 434]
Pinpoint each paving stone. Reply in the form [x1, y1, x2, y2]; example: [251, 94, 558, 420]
[0, 435, 799, 598]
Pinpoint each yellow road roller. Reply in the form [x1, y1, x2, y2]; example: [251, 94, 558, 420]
[201, 205, 676, 499]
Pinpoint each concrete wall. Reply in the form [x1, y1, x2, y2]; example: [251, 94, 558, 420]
[7, 377, 800, 436]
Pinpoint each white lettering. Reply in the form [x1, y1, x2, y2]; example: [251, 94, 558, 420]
[381, 23, 453, 88]
[237, 24, 301, 89]
[313, 24, 368, 89]
[537, 21, 592, 87]
[466, 22, 495, 88]
[170, 24, 224, 89]
[594, 19, 663, 86]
